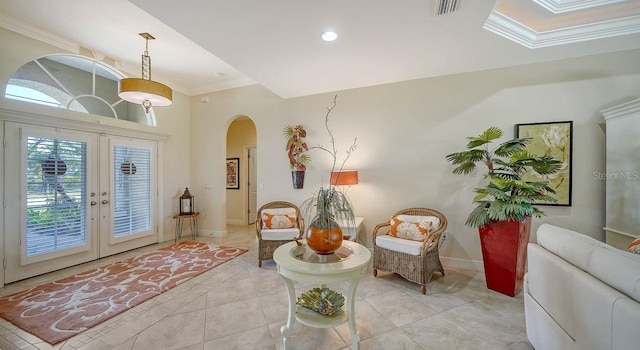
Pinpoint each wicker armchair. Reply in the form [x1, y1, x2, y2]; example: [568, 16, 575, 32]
[256, 201, 305, 267]
[372, 208, 447, 294]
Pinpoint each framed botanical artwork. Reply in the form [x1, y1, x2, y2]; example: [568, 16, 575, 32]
[515, 121, 572, 206]
[226, 158, 240, 189]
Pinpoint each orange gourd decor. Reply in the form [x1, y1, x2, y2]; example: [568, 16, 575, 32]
[306, 218, 343, 255]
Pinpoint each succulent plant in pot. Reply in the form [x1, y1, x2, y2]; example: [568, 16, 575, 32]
[300, 96, 357, 255]
[445, 126, 562, 296]
[283, 124, 311, 189]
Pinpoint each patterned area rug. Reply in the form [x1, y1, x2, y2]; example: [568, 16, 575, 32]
[0, 241, 247, 344]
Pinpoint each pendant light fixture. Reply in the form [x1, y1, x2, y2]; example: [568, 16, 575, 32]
[118, 33, 172, 112]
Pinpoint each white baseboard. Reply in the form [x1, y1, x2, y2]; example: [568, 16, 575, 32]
[198, 229, 228, 238]
[226, 219, 244, 225]
[441, 256, 485, 272]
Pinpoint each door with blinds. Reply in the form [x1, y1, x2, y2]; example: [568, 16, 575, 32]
[3, 123, 158, 283]
[98, 135, 157, 257]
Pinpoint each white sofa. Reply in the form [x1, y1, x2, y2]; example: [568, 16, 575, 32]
[524, 224, 640, 350]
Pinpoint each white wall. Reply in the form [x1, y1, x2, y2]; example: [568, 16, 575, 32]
[190, 86, 283, 237]
[2, 25, 640, 271]
[191, 49, 640, 269]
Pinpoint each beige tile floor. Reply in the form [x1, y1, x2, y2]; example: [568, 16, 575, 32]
[0, 225, 534, 350]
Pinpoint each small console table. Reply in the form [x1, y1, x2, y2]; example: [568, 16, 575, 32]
[273, 240, 371, 349]
[338, 216, 364, 241]
[172, 212, 200, 241]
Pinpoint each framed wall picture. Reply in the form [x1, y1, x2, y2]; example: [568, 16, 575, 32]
[515, 121, 573, 206]
[226, 158, 240, 189]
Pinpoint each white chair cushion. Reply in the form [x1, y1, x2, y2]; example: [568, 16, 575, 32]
[261, 228, 300, 241]
[376, 235, 423, 256]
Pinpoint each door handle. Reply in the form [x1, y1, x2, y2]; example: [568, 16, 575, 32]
[91, 201, 97, 206]
[101, 200, 109, 205]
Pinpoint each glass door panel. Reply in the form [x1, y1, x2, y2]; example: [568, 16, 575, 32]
[113, 144, 151, 239]
[25, 136, 88, 259]
[99, 136, 157, 257]
[4, 122, 98, 283]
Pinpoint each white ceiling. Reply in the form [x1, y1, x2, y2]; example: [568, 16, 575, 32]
[1, 0, 640, 99]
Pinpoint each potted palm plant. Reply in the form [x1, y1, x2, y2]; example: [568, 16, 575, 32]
[283, 124, 311, 189]
[445, 127, 562, 296]
[300, 96, 357, 254]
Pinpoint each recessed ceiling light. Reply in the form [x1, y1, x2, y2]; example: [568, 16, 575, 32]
[321, 31, 338, 42]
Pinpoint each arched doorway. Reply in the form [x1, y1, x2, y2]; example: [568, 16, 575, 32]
[226, 116, 257, 226]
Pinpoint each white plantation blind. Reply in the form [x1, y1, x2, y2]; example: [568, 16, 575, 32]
[26, 136, 87, 256]
[113, 145, 151, 237]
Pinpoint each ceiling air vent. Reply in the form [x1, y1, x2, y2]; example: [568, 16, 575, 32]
[435, 0, 460, 16]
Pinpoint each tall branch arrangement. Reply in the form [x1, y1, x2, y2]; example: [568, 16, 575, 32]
[307, 95, 358, 189]
[301, 95, 358, 229]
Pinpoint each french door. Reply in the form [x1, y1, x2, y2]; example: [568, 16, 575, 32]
[4, 123, 158, 283]
[98, 135, 157, 257]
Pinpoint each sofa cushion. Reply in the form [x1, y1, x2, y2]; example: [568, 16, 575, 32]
[589, 245, 640, 303]
[524, 274, 576, 350]
[527, 224, 640, 350]
[536, 223, 606, 271]
[389, 215, 439, 242]
[527, 243, 576, 338]
[612, 299, 640, 350]
[261, 228, 300, 241]
[571, 266, 625, 350]
[376, 235, 423, 255]
[537, 223, 640, 303]
[627, 236, 640, 255]
[262, 208, 297, 229]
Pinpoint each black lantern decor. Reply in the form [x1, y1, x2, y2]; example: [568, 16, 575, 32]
[179, 187, 194, 215]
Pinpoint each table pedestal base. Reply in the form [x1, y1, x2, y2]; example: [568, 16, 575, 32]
[279, 276, 364, 349]
[274, 241, 371, 350]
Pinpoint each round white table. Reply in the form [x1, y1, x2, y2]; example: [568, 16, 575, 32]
[273, 240, 371, 350]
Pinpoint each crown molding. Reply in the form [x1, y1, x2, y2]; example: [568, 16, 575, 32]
[601, 98, 640, 121]
[483, 12, 538, 48]
[484, 11, 640, 48]
[0, 13, 79, 53]
[189, 78, 257, 96]
[532, 0, 624, 14]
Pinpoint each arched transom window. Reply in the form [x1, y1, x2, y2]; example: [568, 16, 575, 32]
[5, 54, 157, 126]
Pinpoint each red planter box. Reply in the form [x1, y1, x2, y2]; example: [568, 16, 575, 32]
[478, 217, 531, 297]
